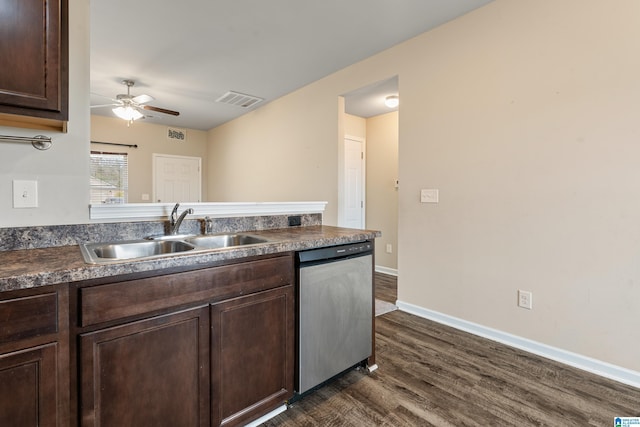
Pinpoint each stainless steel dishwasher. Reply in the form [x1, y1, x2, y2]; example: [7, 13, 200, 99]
[296, 240, 374, 395]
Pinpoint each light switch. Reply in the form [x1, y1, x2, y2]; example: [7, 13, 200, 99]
[13, 180, 38, 208]
[420, 189, 439, 203]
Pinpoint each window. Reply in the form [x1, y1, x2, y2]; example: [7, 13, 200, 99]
[90, 151, 128, 204]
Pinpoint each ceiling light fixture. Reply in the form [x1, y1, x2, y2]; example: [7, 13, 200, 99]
[112, 105, 144, 122]
[384, 95, 399, 108]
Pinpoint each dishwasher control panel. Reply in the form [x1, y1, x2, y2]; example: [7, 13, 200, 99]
[297, 240, 373, 263]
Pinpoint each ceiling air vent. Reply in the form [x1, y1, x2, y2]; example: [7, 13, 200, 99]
[216, 91, 263, 108]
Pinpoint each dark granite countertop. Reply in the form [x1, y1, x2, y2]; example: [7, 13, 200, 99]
[0, 225, 380, 292]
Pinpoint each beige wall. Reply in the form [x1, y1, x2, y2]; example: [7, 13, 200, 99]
[366, 112, 398, 271]
[207, 88, 347, 224]
[344, 113, 366, 138]
[207, 0, 640, 372]
[396, 0, 640, 372]
[91, 115, 209, 203]
[0, 0, 90, 227]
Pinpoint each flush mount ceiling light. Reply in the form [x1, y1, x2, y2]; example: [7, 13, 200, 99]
[384, 95, 399, 108]
[112, 105, 144, 121]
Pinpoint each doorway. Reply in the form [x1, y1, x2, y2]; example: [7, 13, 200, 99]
[152, 154, 201, 202]
[340, 76, 399, 275]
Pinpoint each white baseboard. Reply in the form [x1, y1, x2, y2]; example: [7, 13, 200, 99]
[396, 300, 640, 390]
[243, 404, 287, 427]
[375, 265, 398, 276]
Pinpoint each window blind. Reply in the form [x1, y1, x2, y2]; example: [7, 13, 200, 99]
[90, 151, 129, 204]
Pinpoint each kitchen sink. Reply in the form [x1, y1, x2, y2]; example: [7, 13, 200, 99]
[79, 233, 274, 264]
[80, 239, 196, 264]
[184, 234, 270, 249]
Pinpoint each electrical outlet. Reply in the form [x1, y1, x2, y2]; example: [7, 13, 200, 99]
[518, 290, 533, 310]
[288, 215, 302, 226]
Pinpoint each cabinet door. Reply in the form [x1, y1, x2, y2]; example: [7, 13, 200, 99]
[211, 285, 295, 427]
[0, 344, 58, 427]
[0, 0, 68, 118]
[79, 307, 210, 427]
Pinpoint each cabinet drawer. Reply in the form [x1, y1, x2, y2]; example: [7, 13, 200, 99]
[0, 293, 58, 344]
[79, 255, 293, 327]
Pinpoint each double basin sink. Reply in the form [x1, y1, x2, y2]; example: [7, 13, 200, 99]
[80, 233, 273, 264]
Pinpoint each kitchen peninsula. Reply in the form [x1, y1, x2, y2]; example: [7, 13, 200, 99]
[0, 209, 380, 427]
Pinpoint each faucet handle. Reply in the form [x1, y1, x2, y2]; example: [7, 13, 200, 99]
[204, 216, 213, 234]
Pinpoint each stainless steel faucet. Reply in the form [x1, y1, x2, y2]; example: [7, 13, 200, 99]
[169, 203, 194, 235]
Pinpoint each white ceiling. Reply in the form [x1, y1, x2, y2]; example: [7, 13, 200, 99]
[343, 76, 399, 119]
[90, 0, 493, 130]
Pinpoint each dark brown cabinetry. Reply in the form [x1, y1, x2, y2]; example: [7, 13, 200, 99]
[0, 0, 68, 129]
[211, 285, 295, 427]
[0, 344, 58, 427]
[0, 286, 69, 427]
[74, 253, 295, 427]
[79, 307, 210, 427]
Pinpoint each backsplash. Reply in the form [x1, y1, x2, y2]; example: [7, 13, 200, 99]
[0, 214, 322, 251]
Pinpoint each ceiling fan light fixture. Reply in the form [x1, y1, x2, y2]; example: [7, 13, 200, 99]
[112, 105, 143, 121]
[384, 95, 399, 108]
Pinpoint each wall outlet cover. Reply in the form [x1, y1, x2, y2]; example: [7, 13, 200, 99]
[518, 290, 533, 310]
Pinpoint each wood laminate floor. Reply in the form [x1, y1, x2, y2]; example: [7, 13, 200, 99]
[262, 273, 640, 426]
[374, 272, 397, 305]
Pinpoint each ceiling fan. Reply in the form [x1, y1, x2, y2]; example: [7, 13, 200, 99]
[91, 79, 180, 123]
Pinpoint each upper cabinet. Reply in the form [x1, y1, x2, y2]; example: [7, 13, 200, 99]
[0, 0, 68, 131]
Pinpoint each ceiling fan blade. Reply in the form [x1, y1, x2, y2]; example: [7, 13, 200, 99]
[132, 94, 154, 104]
[91, 103, 119, 108]
[142, 105, 180, 116]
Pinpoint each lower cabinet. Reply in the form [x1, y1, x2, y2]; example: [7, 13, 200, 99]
[0, 344, 59, 427]
[1, 252, 300, 426]
[211, 285, 295, 427]
[0, 285, 68, 427]
[79, 306, 210, 427]
[75, 253, 295, 427]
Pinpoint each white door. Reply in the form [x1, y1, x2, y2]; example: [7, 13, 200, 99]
[153, 154, 201, 202]
[342, 137, 365, 229]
